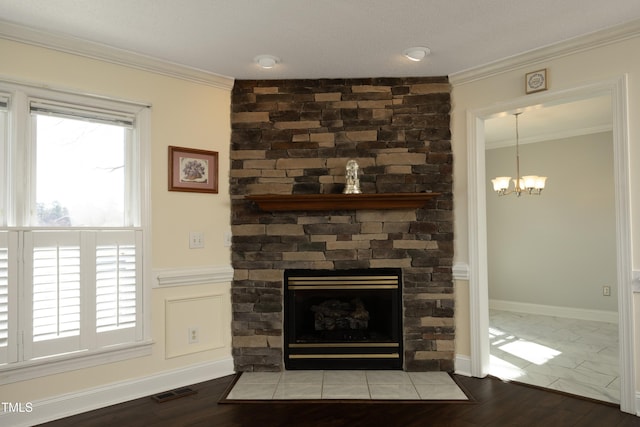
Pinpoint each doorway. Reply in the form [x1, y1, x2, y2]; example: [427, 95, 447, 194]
[465, 76, 636, 414]
[484, 98, 619, 403]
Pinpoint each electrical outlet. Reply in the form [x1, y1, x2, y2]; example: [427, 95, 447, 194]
[188, 327, 199, 344]
[603, 285, 611, 296]
[189, 232, 204, 249]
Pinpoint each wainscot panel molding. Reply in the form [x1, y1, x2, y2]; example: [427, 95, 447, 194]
[154, 265, 234, 288]
[0, 358, 234, 427]
[165, 295, 228, 358]
[489, 299, 618, 324]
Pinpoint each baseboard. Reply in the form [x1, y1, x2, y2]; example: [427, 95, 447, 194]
[489, 299, 618, 324]
[636, 392, 640, 417]
[454, 354, 471, 377]
[0, 357, 234, 427]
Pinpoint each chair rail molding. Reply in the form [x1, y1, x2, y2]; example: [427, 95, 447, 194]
[452, 262, 469, 281]
[154, 265, 234, 288]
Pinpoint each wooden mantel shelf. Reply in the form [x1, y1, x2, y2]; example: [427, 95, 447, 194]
[245, 192, 440, 211]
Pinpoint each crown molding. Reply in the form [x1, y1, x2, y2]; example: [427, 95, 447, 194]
[486, 124, 613, 149]
[0, 20, 234, 91]
[450, 18, 640, 85]
[4, 16, 639, 92]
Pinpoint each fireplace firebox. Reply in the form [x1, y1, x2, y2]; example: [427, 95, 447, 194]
[284, 268, 403, 370]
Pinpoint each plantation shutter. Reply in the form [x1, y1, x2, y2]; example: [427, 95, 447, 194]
[95, 230, 141, 346]
[0, 231, 12, 364]
[25, 231, 82, 359]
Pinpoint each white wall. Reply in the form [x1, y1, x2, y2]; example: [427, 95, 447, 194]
[0, 37, 234, 423]
[486, 132, 617, 312]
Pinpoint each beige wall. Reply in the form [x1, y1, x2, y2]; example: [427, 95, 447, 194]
[4, 21, 640, 411]
[451, 34, 640, 386]
[486, 133, 617, 311]
[0, 39, 233, 402]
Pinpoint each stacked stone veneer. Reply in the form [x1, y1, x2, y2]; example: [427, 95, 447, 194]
[230, 77, 453, 372]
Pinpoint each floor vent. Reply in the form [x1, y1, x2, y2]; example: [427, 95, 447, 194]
[151, 387, 197, 403]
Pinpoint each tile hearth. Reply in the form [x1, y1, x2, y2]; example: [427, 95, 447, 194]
[223, 370, 469, 401]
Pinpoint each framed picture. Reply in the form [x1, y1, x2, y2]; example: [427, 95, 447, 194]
[525, 69, 547, 94]
[168, 146, 218, 193]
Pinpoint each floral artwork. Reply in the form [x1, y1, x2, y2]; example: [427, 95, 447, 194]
[180, 157, 208, 183]
[169, 146, 218, 193]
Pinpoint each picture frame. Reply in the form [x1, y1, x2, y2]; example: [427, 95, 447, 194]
[525, 68, 547, 94]
[168, 146, 218, 193]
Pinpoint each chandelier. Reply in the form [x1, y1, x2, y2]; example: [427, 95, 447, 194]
[491, 113, 547, 196]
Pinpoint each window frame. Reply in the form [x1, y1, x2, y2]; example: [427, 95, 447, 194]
[0, 94, 8, 227]
[0, 80, 152, 384]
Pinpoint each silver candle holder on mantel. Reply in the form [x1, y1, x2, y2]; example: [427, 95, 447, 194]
[343, 159, 362, 194]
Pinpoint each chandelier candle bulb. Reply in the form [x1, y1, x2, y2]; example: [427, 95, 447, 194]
[536, 176, 547, 189]
[492, 177, 511, 192]
[523, 175, 538, 189]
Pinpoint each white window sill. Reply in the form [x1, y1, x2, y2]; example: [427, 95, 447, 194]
[0, 340, 154, 385]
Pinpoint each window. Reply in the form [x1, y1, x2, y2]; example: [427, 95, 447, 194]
[0, 82, 150, 379]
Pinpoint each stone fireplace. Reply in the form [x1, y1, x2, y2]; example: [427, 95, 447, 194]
[230, 77, 453, 372]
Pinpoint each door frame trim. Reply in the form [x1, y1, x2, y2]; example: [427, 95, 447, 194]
[466, 75, 636, 414]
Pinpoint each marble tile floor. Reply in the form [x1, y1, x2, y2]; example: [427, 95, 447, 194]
[489, 309, 619, 404]
[224, 370, 469, 401]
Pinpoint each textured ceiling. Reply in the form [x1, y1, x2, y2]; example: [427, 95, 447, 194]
[1, 0, 640, 80]
[0, 1, 630, 142]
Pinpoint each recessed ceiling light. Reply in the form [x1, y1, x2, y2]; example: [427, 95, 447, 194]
[403, 47, 430, 62]
[254, 54, 280, 69]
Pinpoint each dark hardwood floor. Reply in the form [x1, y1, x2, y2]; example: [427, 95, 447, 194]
[39, 374, 640, 427]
